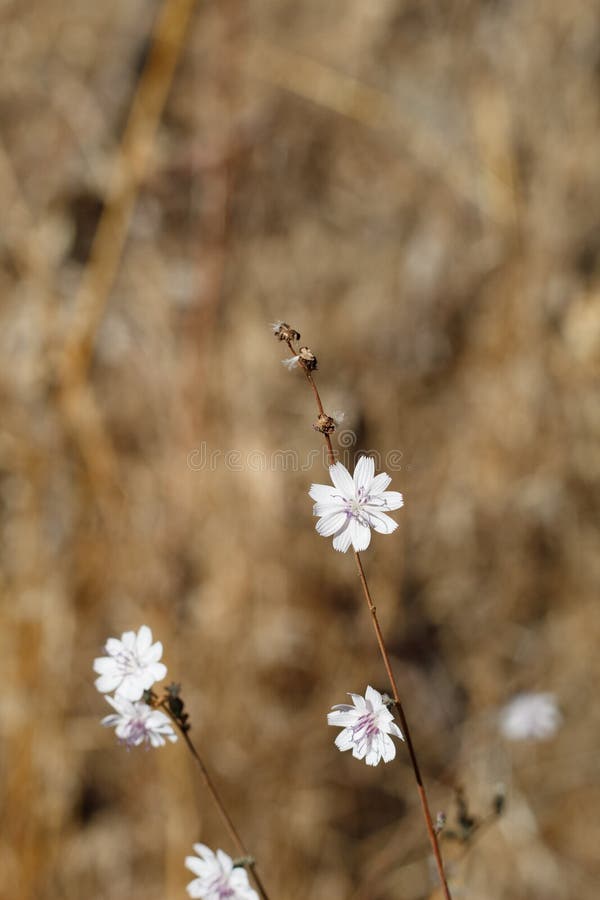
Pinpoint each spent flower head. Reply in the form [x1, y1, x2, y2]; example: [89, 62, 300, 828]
[102, 694, 177, 748]
[499, 692, 562, 741]
[93, 624, 167, 701]
[185, 844, 258, 900]
[271, 321, 300, 342]
[309, 456, 404, 552]
[327, 685, 404, 766]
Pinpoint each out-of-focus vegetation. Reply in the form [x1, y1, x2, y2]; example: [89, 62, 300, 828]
[1, 1, 599, 898]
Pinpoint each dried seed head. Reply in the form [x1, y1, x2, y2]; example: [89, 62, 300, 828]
[313, 413, 335, 434]
[298, 346, 317, 370]
[271, 321, 301, 342]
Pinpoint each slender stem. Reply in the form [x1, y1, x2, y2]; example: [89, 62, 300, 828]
[164, 708, 271, 900]
[286, 338, 452, 899]
[353, 552, 451, 900]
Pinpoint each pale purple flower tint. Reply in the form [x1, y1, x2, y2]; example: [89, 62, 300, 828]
[327, 685, 404, 766]
[93, 624, 167, 701]
[309, 456, 404, 552]
[185, 844, 258, 900]
[499, 692, 562, 741]
[102, 694, 177, 748]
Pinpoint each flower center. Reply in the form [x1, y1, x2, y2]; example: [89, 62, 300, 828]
[344, 489, 371, 525]
[115, 649, 141, 677]
[207, 875, 235, 898]
[123, 716, 149, 746]
[353, 711, 379, 739]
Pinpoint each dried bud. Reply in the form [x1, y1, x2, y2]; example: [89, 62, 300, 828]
[435, 811, 447, 834]
[298, 346, 317, 371]
[313, 413, 335, 434]
[271, 321, 300, 342]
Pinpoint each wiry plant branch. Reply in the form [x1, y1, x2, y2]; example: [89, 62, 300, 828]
[152, 685, 272, 900]
[275, 323, 452, 900]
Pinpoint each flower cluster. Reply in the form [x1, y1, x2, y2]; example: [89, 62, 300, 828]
[93, 624, 176, 748]
[185, 844, 259, 900]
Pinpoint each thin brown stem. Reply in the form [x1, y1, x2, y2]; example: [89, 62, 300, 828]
[285, 338, 452, 899]
[353, 552, 452, 900]
[164, 708, 271, 900]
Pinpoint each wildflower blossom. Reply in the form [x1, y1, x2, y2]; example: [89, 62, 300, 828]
[102, 694, 177, 747]
[185, 844, 258, 900]
[309, 456, 404, 552]
[327, 685, 404, 766]
[93, 624, 167, 701]
[281, 355, 300, 370]
[499, 692, 562, 741]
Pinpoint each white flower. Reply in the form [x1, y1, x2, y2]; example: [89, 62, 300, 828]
[309, 456, 404, 552]
[185, 844, 259, 900]
[499, 692, 562, 741]
[281, 355, 300, 370]
[102, 694, 177, 747]
[271, 320, 285, 334]
[327, 685, 404, 766]
[93, 625, 167, 701]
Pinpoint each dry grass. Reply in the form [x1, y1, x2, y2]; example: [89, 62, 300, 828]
[1, 1, 599, 898]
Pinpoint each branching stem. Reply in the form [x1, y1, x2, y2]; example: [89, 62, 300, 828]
[282, 334, 452, 900]
[161, 702, 271, 900]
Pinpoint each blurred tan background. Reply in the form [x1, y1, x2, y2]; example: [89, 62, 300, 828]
[1, 1, 600, 898]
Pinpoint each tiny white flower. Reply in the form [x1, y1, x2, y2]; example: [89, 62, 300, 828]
[309, 456, 404, 552]
[185, 844, 259, 900]
[327, 685, 404, 766]
[499, 692, 562, 741]
[93, 624, 167, 701]
[281, 355, 300, 370]
[271, 320, 285, 334]
[102, 694, 177, 748]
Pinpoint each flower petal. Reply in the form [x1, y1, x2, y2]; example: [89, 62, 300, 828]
[381, 733, 397, 762]
[136, 625, 152, 653]
[185, 856, 208, 877]
[389, 721, 404, 741]
[148, 661, 167, 682]
[350, 519, 371, 552]
[312, 500, 346, 518]
[369, 472, 392, 494]
[93, 657, 117, 674]
[381, 490, 404, 511]
[328, 462, 355, 497]
[105, 638, 123, 656]
[94, 672, 122, 694]
[332, 525, 353, 553]
[115, 675, 146, 701]
[309, 483, 340, 503]
[327, 709, 359, 727]
[348, 692, 367, 710]
[316, 511, 348, 537]
[353, 456, 375, 492]
[368, 510, 399, 534]
[364, 685, 383, 709]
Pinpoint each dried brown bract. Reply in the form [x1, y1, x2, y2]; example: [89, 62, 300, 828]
[272, 321, 301, 342]
[313, 413, 336, 434]
[298, 346, 317, 370]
